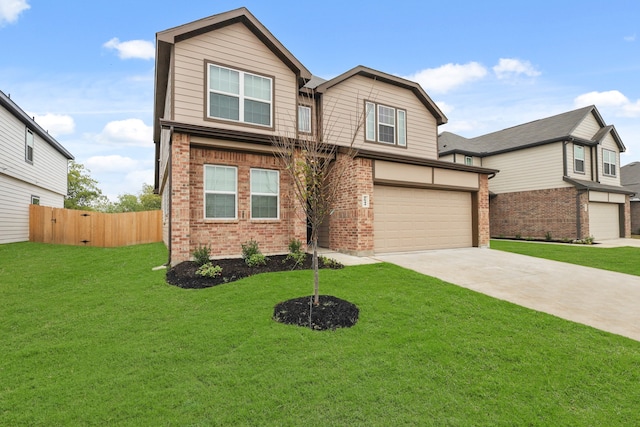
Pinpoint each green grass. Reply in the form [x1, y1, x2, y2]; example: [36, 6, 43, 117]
[491, 239, 640, 276]
[2, 242, 640, 425]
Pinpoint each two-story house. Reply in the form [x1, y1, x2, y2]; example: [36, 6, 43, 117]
[439, 105, 633, 241]
[0, 90, 74, 244]
[153, 7, 497, 265]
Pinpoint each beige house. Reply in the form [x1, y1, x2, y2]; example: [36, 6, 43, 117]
[439, 106, 633, 241]
[0, 90, 74, 244]
[153, 7, 497, 265]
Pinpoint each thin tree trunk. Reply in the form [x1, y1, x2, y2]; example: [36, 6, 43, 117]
[312, 234, 319, 305]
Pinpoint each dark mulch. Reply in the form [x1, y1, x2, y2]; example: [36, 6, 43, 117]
[166, 254, 343, 289]
[273, 295, 359, 331]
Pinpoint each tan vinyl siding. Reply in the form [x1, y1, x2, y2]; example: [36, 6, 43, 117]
[599, 133, 621, 186]
[439, 154, 454, 163]
[0, 174, 63, 244]
[172, 22, 297, 137]
[483, 143, 570, 193]
[322, 75, 439, 159]
[571, 112, 601, 140]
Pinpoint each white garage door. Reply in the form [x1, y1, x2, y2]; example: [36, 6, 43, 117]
[374, 185, 473, 253]
[589, 202, 620, 240]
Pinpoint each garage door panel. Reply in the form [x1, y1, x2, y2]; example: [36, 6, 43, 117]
[374, 185, 472, 253]
[589, 202, 620, 240]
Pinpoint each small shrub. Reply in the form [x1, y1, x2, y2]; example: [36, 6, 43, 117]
[545, 231, 552, 241]
[241, 239, 261, 260]
[192, 245, 211, 266]
[246, 253, 267, 267]
[285, 238, 306, 265]
[515, 233, 522, 240]
[319, 255, 343, 269]
[196, 263, 222, 278]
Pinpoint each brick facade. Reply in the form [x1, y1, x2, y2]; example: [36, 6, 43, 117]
[326, 155, 375, 256]
[476, 174, 491, 247]
[489, 187, 588, 240]
[631, 202, 640, 234]
[169, 133, 306, 264]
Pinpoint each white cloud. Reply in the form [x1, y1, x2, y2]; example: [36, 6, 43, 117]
[103, 37, 155, 60]
[574, 90, 640, 117]
[493, 58, 541, 80]
[405, 62, 488, 94]
[624, 34, 636, 42]
[0, 0, 29, 25]
[97, 118, 153, 147]
[435, 101, 454, 115]
[86, 155, 140, 173]
[32, 113, 75, 136]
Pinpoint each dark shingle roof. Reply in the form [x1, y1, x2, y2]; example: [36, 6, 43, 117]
[621, 162, 640, 199]
[564, 177, 635, 195]
[438, 105, 624, 157]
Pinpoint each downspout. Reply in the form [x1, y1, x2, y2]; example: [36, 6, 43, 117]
[562, 140, 569, 177]
[167, 125, 174, 266]
[594, 146, 600, 183]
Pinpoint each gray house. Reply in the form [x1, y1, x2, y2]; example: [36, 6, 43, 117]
[439, 106, 633, 241]
[0, 90, 74, 244]
[621, 162, 640, 234]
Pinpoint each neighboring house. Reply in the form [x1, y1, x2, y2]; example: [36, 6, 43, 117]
[153, 7, 497, 265]
[439, 106, 633, 241]
[0, 90, 74, 244]
[621, 162, 640, 233]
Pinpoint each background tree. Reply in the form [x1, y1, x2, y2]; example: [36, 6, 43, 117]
[103, 183, 161, 213]
[273, 90, 369, 305]
[65, 161, 108, 211]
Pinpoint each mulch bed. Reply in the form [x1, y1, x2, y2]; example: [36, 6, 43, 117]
[165, 253, 358, 330]
[166, 254, 343, 289]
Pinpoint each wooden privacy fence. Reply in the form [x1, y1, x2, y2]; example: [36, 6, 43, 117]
[29, 205, 162, 247]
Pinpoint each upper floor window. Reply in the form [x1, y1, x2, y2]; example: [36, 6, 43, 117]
[204, 165, 237, 219]
[574, 145, 585, 173]
[207, 64, 272, 127]
[603, 149, 616, 176]
[31, 195, 40, 205]
[251, 169, 279, 219]
[365, 101, 407, 147]
[25, 128, 34, 163]
[298, 105, 311, 133]
[464, 156, 473, 166]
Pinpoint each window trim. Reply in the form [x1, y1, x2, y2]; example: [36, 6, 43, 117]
[298, 104, 312, 134]
[205, 61, 274, 129]
[364, 100, 407, 148]
[603, 149, 617, 177]
[573, 144, 585, 174]
[250, 168, 280, 220]
[203, 165, 238, 220]
[25, 128, 34, 163]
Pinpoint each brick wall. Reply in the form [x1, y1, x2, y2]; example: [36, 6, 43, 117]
[490, 187, 584, 240]
[327, 155, 374, 255]
[477, 174, 490, 247]
[169, 133, 306, 264]
[626, 198, 636, 236]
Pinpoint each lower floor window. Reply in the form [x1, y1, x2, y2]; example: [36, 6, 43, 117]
[204, 165, 237, 219]
[251, 169, 279, 219]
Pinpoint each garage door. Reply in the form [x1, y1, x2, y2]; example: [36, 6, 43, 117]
[589, 202, 620, 240]
[374, 185, 473, 253]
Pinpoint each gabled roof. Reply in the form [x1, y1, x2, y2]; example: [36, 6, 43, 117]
[0, 90, 74, 160]
[154, 7, 313, 143]
[315, 65, 447, 125]
[439, 105, 624, 157]
[621, 162, 640, 199]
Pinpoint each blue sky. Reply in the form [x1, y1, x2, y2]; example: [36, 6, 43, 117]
[1, 0, 639, 200]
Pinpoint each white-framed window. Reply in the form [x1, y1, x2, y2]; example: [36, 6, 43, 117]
[603, 149, 616, 176]
[31, 195, 40, 205]
[365, 101, 407, 146]
[204, 165, 237, 219]
[250, 169, 279, 219]
[207, 63, 272, 127]
[298, 105, 311, 133]
[574, 144, 585, 173]
[465, 156, 473, 166]
[25, 128, 34, 163]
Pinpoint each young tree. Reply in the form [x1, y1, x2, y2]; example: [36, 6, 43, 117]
[65, 161, 108, 210]
[104, 183, 161, 213]
[273, 90, 369, 305]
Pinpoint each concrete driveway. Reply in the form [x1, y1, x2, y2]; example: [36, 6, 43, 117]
[373, 246, 640, 342]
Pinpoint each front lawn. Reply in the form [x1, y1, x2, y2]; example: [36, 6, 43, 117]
[2, 242, 639, 425]
[491, 239, 640, 276]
